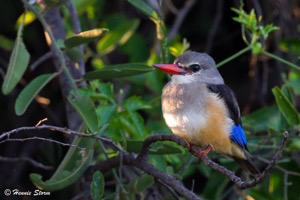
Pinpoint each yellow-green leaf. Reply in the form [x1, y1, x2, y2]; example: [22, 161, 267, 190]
[97, 20, 139, 54]
[65, 28, 108, 49]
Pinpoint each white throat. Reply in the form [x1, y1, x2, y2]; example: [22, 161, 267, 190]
[171, 74, 197, 84]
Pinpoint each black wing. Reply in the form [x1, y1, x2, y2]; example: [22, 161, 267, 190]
[207, 84, 241, 125]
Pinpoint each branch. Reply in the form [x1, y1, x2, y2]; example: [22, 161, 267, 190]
[138, 132, 289, 190]
[0, 124, 123, 152]
[0, 156, 53, 170]
[0, 125, 288, 197]
[30, 51, 53, 71]
[205, 0, 223, 53]
[91, 152, 202, 200]
[168, 0, 196, 41]
[1, 125, 200, 199]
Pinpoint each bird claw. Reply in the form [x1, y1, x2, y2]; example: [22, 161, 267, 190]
[196, 145, 212, 159]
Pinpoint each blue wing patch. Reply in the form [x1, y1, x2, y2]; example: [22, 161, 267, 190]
[231, 125, 248, 151]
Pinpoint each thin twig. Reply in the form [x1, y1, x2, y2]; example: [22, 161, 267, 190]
[168, 0, 196, 41]
[0, 137, 85, 150]
[30, 51, 53, 71]
[0, 156, 53, 170]
[0, 124, 123, 152]
[205, 0, 224, 53]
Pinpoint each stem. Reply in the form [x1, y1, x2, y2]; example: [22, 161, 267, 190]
[262, 50, 300, 71]
[217, 46, 251, 67]
[21, 0, 78, 92]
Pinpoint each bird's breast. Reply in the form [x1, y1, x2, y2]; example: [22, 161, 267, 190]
[161, 82, 240, 157]
[162, 83, 208, 142]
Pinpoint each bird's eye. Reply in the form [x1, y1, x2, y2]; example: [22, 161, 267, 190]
[190, 64, 201, 72]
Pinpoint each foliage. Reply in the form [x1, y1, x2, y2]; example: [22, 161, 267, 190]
[1, 0, 300, 199]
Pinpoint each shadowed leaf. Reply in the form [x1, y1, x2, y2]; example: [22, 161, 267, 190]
[2, 21, 30, 95]
[90, 171, 104, 200]
[15, 73, 57, 116]
[84, 63, 153, 80]
[272, 86, 300, 126]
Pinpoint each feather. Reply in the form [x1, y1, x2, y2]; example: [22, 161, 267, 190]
[233, 152, 261, 176]
[207, 84, 247, 149]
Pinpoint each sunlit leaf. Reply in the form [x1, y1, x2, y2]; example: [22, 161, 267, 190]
[272, 86, 300, 126]
[90, 171, 104, 200]
[15, 73, 57, 116]
[65, 28, 108, 48]
[2, 21, 30, 95]
[16, 11, 36, 27]
[97, 19, 140, 54]
[83, 63, 153, 80]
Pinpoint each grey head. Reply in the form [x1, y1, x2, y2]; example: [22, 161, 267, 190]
[172, 51, 224, 85]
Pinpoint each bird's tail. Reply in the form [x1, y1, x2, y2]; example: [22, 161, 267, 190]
[233, 152, 260, 177]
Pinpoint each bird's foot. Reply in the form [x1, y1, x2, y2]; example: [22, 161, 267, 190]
[196, 145, 212, 159]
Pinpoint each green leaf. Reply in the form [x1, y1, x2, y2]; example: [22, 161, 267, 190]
[288, 71, 300, 95]
[242, 105, 289, 132]
[83, 63, 153, 80]
[90, 171, 104, 200]
[15, 73, 57, 116]
[126, 140, 183, 154]
[127, 0, 159, 21]
[123, 96, 152, 111]
[97, 19, 140, 54]
[288, 139, 300, 150]
[2, 21, 30, 95]
[30, 136, 95, 191]
[0, 35, 14, 51]
[69, 95, 99, 133]
[135, 174, 154, 193]
[65, 28, 108, 49]
[272, 86, 300, 126]
[124, 110, 148, 139]
[281, 84, 294, 104]
[65, 47, 84, 62]
[96, 104, 117, 127]
[279, 38, 300, 54]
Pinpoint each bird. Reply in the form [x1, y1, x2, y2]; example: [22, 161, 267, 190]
[153, 51, 260, 176]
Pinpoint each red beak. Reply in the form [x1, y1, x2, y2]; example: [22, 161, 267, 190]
[153, 64, 187, 75]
